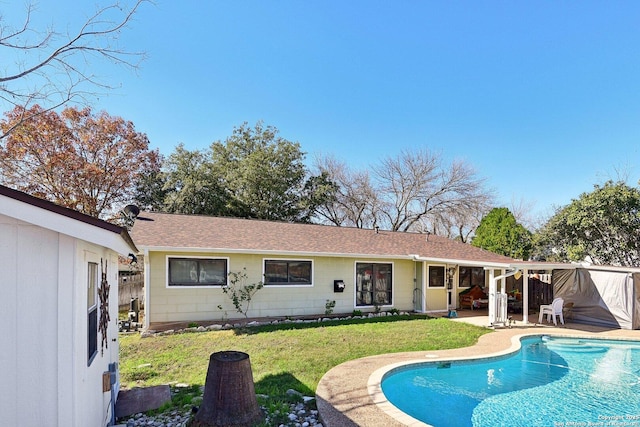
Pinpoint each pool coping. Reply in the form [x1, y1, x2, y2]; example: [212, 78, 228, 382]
[315, 322, 640, 427]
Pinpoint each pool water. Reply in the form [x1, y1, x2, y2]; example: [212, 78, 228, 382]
[381, 336, 640, 427]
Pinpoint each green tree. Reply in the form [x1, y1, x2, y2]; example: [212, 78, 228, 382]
[471, 207, 532, 260]
[534, 181, 640, 266]
[161, 144, 231, 215]
[297, 171, 339, 223]
[148, 122, 335, 222]
[210, 121, 308, 221]
[133, 167, 169, 212]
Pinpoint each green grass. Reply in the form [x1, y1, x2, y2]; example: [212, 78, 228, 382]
[119, 315, 490, 398]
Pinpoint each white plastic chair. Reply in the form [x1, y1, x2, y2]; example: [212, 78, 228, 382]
[538, 297, 564, 326]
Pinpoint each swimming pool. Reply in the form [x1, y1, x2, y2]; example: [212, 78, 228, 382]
[381, 336, 640, 426]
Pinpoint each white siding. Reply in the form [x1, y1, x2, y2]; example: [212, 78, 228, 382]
[0, 213, 120, 427]
[0, 216, 19, 425]
[0, 216, 60, 426]
[57, 234, 76, 426]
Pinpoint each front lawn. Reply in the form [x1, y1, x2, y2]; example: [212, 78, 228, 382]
[119, 315, 490, 398]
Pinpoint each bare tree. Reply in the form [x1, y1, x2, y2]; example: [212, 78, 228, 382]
[509, 196, 537, 231]
[313, 155, 380, 228]
[313, 150, 494, 234]
[0, 1, 149, 139]
[425, 197, 492, 242]
[374, 149, 494, 232]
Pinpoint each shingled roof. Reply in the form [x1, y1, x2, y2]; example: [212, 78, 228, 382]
[130, 211, 515, 266]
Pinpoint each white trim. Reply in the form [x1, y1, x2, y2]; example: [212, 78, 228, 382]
[165, 255, 230, 288]
[354, 260, 395, 309]
[262, 258, 314, 287]
[411, 254, 512, 269]
[138, 245, 413, 260]
[87, 262, 99, 311]
[85, 251, 100, 367]
[422, 262, 427, 312]
[0, 194, 134, 255]
[84, 250, 100, 308]
[143, 249, 150, 330]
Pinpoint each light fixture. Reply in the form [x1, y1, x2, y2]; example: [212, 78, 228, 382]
[128, 253, 138, 266]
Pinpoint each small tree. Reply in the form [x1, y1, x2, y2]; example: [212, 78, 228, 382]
[472, 207, 532, 260]
[221, 269, 263, 318]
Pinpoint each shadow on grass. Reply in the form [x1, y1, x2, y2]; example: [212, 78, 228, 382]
[233, 313, 435, 336]
[255, 372, 314, 397]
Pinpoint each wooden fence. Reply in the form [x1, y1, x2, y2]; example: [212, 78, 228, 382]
[527, 277, 554, 310]
[118, 272, 144, 310]
[508, 274, 554, 310]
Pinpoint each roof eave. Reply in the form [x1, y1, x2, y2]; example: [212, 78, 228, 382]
[137, 246, 518, 266]
[0, 185, 137, 255]
[409, 254, 513, 268]
[135, 245, 414, 259]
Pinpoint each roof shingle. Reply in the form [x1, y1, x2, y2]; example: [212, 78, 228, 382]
[130, 212, 515, 265]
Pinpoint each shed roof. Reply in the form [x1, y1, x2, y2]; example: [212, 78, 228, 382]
[130, 211, 516, 265]
[0, 184, 137, 255]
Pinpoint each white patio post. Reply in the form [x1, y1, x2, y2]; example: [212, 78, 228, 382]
[522, 269, 529, 324]
[488, 269, 496, 325]
[143, 248, 151, 330]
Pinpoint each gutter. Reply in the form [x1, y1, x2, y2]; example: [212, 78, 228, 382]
[409, 254, 512, 269]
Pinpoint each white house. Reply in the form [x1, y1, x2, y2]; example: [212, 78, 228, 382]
[0, 185, 137, 427]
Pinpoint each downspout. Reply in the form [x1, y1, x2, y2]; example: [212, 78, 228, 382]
[143, 248, 150, 330]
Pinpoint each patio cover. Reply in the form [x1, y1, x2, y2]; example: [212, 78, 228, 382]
[552, 268, 640, 330]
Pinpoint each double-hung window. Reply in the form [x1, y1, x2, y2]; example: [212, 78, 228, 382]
[356, 262, 392, 306]
[264, 260, 312, 286]
[428, 265, 445, 288]
[168, 257, 228, 287]
[87, 262, 98, 365]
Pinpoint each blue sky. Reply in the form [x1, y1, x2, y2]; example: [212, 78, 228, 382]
[4, 1, 640, 222]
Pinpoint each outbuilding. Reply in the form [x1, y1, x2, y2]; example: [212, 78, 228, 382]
[0, 185, 137, 427]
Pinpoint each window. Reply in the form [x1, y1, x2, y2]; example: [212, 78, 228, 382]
[87, 262, 98, 365]
[428, 265, 445, 288]
[356, 262, 392, 307]
[459, 267, 486, 288]
[264, 260, 312, 285]
[168, 257, 228, 286]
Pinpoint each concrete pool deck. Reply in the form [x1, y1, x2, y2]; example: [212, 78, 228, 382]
[315, 313, 640, 427]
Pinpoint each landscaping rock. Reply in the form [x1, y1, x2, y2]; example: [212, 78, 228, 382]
[116, 385, 172, 419]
